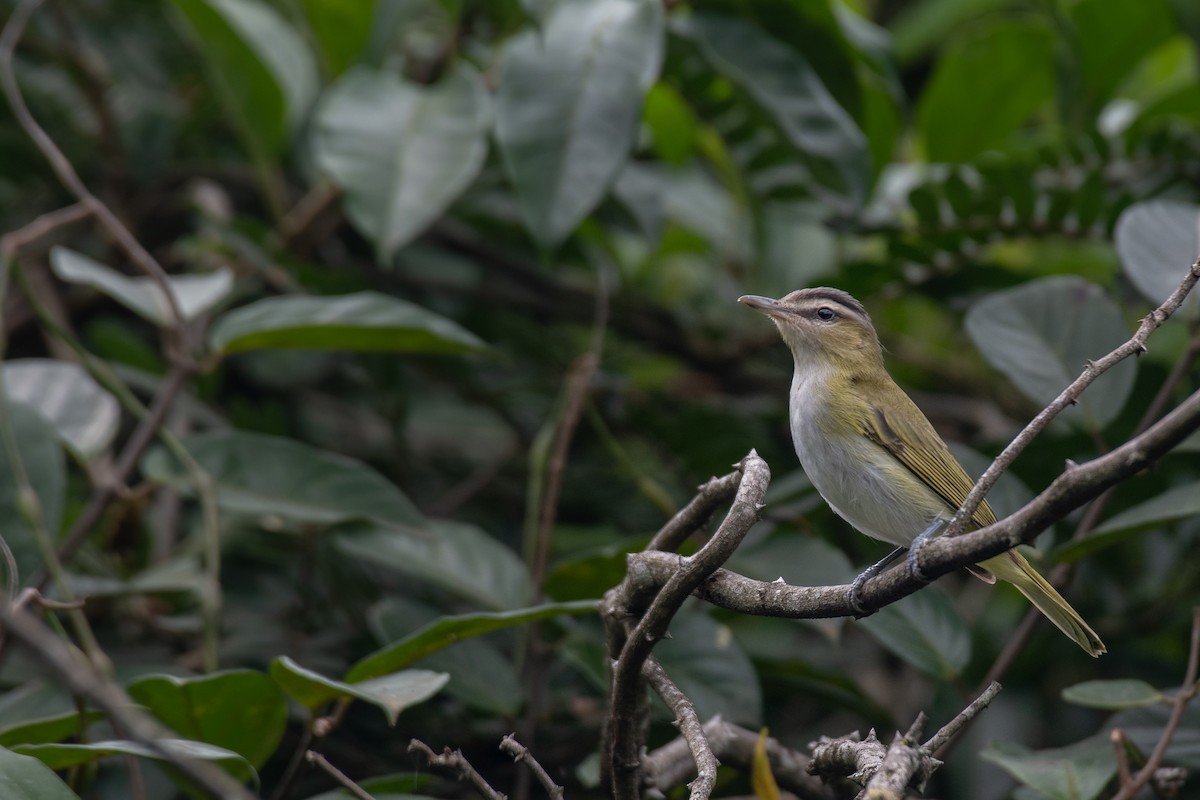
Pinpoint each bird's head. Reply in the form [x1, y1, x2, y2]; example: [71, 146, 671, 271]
[738, 287, 883, 373]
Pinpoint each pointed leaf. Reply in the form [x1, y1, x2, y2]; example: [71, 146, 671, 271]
[209, 291, 485, 355]
[2, 360, 119, 459]
[140, 429, 426, 531]
[980, 737, 1115, 800]
[495, 0, 664, 247]
[51, 247, 233, 327]
[334, 520, 530, 610]
[0, 402, 64, 585]
[270, 657, 447, 726]
[965, 276, 1136, 430]
[751, 729, 781, 800]
[0, 746, 80, 799]
[173, 0, 317, 159]
[1115, 200, 1200, 315]
[859, 586, 969, 679]
[675, 12, 869, 205]
[1062, 679, 1163, 710]
[14, 740, 255, 783]
[1055, 480, 1200, 562]
[127, 671, 287, 769]
[314, 65, 490, 261]
[347, 600, 597, 682]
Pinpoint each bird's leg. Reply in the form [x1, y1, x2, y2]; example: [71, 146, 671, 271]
[848, 546, 906, 617]
[906, 518, 947, 583]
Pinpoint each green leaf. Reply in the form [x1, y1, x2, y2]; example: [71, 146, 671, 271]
[980, 736, 1115, 800]
[859, 586, 970, 679]
[334, 519, 531, 611]
[313, 65, 490, 261]
[2, 360, 119, 460]
[676, 12, 869, 205]
[495, 0, 664, 247]
[141, 429, 426, 531]
[0, 402, 65, 585]
[1114, 200, 1200, 315]
[1111, 701, 1200, 770]
[14, 740, 255, 783]
[347, 599, 598, 682]
[964, 276, 1137, 430]
[890, 0, 1011, 64]
[655, 610, 762, 727]
[1070, 0, 1175, 114]
[208, 291, 486, 355]
[916, 21, 1055, 162]
[127, 671, 288, 769]
[0, 746, 80, 799]
[0, 682, 101, 748]
[1062, 679, 1164, 710]
[173, 0, 317, 160]
[269, 657, 447, 726]
[50, 247, 233, 327]
[300, 0, 376, 76]
[1056, 480, 1200, 563]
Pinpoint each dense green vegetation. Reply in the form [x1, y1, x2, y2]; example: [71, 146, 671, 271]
[0, 0, 1199, 798]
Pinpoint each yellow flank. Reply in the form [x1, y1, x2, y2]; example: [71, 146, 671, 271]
[739, 287, 1106, 657]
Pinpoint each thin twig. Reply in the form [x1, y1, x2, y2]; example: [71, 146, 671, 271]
[306, 750, 376, 800]
[939, 257, 1200, 543]
[1112, 607, 1200, 800]
[1110, 728, 1133, 788]
[0, 202, 90, 257]
[409, 739, 508, 800]
[641, 656, 718, 800]
[923, 681, 1002, 756]
[500, 734, 564, 800]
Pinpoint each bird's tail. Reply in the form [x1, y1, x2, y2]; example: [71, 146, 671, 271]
[982, 550, 1106, 657]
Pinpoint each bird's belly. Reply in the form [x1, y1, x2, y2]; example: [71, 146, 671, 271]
[791, 417, 945, 548]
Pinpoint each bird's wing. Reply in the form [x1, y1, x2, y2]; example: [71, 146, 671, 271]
[854, 387, 998, 531]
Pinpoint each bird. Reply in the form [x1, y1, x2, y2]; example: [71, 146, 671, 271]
[739, 287, 1105, 656]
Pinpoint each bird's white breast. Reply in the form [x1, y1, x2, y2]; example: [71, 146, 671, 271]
[788, 366, 945, 548]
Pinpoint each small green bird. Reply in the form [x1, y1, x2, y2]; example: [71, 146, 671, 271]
[740, 287, 1105, 656]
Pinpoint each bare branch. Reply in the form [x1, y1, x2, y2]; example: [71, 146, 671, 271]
[923, 681, 1002, 756]
[861, 714, 931, 798]
[940, 256, 1200, 542]
[1112, 606, 1200, 800]
[641, 656, 719, 800]
[306, 751, 376, 800]
[500, 734, 564, 800]
[409, 739, 508, 800]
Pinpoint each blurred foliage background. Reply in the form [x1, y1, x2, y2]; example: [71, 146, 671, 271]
[0, 0, 1199, 797]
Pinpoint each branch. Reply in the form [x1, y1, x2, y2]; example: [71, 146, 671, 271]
[923, 681, 1002, 756]
[500, 734, 564, 800]
[0, 597, 254, 799]
[641, 656, 719, 800]
[305, 751, 375, 800]
[861, 714, 930, 798]
[940, 256, 1200, 542]
[642, 718, 836, 800]
[1112, 606, 1200, 800]
[408, 739, 507, 800]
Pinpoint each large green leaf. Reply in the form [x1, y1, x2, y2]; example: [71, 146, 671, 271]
[127, 671, 287, 769]
[916, 21, 1055, 162]
[300, 0, 376, 76]
[1056, 480, 1200, 563]
[2, 360, 119, 460]
[347, 599, 598, 682]
[173, 0, 317, 160]
[209, 291, 486, 355]
[14, 740, 255, 783]
[964, 276, 1137, 430]
[655, 610, 762, 727]
[0, 746, 79, 799]
[0, 682, 101, 748]
[313, 65, 490, 261]
[1062, 679, 1163, 710]
[141, 429, 426, 532]
[0, 402, 65, 585]
[334, 520, 530, 611]
[1070, 0, 1175, 114]
[1114, 200, 1200, 315]
[858, 586, 970, 680]
[980, 737, 1115, 800]
[269, 657, 447, 726]
[676, 12, 869, 205]
[51, 247, 233, 327]
[495, 0, 664, 247]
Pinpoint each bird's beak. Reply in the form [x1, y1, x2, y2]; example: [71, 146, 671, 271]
[738, 294, 784, 318]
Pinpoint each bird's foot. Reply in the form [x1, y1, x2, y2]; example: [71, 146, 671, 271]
[905, 519, 946, 584]
[847, 545, 905, 617]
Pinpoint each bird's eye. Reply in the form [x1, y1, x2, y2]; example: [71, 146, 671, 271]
[815, 307, 836, 321]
